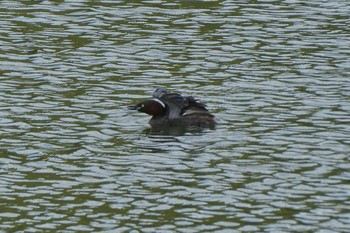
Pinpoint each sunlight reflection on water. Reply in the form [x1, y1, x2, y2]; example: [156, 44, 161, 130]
[0, 0, 350, 232]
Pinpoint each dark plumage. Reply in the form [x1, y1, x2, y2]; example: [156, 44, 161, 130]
[128, 87, 216, 128]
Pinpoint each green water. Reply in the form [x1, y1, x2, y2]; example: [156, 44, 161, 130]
[1, 0, 349, 232]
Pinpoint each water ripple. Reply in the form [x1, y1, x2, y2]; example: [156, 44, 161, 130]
[1, 0, 349, 232]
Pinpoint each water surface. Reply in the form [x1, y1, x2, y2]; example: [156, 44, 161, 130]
[1, 0, 349, 232]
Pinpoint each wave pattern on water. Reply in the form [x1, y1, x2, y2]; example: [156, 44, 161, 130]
[0, 0, 350, 232]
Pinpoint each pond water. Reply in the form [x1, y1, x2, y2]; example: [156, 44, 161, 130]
[1, 0, 349, 232]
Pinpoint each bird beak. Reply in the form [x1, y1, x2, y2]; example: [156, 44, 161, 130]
[128, 105, 139, 110]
